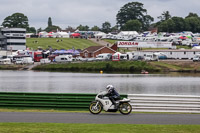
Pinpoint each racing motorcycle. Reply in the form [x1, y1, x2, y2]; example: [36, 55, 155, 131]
[89, 91, 132, 115]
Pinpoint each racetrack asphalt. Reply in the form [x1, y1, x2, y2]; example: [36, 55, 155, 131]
[0, 112, 200, 125]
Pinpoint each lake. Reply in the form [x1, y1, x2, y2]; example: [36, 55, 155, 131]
[0, 70, 200, 95]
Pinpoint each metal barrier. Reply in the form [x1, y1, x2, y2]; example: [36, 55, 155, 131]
[0, 92, 96, 110]
[128, 94, 200, 113]
[0, 92, 127, 110]
[2, 92, 199, 113]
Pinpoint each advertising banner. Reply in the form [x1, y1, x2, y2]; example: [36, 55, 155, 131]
[117, 41, 172, 48]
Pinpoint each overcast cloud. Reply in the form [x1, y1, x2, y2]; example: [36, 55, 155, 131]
[0, 0, 199, 29]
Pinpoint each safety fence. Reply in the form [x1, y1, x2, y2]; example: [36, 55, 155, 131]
[1, 92, 199, 113]
[0, 92, 127, 110]
[128, 94, 200, 113]
[0, 92, 96, 110]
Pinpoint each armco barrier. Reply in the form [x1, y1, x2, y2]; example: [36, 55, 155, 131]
[3, 92, 199, 113]
[0, 92, 127, 110]
[128, 94, 200, 113]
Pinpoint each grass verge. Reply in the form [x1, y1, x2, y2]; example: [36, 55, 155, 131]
[0, 65, 22, 70]
[0, 123, 199, 133]
[150, 61, 200, 72]
[26, 38, 98, 50]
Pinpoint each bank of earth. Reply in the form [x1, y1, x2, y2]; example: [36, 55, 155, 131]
[32, 61, 200, 73]
[1, 61, 200, 73]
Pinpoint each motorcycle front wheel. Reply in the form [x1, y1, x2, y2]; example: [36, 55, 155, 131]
[119, 102, 132, 115]
[89, 101, 102, 114]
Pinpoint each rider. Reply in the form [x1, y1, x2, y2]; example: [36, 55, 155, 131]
[104, 85, 120, 108]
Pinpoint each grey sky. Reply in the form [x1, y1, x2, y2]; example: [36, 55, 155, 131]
[0, 0, 199, 29]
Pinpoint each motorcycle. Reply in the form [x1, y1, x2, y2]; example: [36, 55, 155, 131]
[89, 91, 132, 115]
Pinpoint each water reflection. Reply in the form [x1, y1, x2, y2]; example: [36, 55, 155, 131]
[0, 70, 200, 95]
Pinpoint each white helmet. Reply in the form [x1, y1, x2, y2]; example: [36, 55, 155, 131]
[106, 85, 114, 91]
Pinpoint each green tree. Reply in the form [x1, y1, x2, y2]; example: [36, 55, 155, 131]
[91, 26, 100, 31]
[185, 12, 198, 18]
[27, 27, 36, 33]
[111, 25, 119, 32]
[45, 25, 61, 32]
[37, 28, 42, 33]
[184, 13, 200, 33]
[102, 21, 111, 33]
[44, 17, 61, 32]
[48, 17, 52, 27]
[158, 21, 168, 32]
[77, 25, 90, 31]
[184, 17, 200, 33]
[2, 13, 29, 29]
[143, 15, 154, 31]
[166, 19, 176, 32]
[156, 12, 200, 33]
[123, 19, 142, 31]
[116, 2, 154, 30]
[65, 26, 75, 32]
[157, 11, 171, 21]
[158, 19, 175, 32]
[171, 17, 185, 32]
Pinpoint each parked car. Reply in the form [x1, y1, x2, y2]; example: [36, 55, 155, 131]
[75, 57, 87, 62]
[87, 58, 97, 62]
[112, 52, 127, 61]
[22, 57, 34, 64]
[47, 55, 56, 62]
[55, 55, 74, 62]
[193, 54, 200, 62]
[120, 54, 128, 61]
[15, 58, 23, 64]
[154, 52, 167, 60]
[40, 58, 51, 64]
[144, 54, 158, 61]
[131, 55, 144, 61]
[96, 53, 112, 61]
[0, 58, 12, 64]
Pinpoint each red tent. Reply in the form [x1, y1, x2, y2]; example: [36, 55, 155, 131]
[179, 36, 187, 40]
[47, 32, 53, 37]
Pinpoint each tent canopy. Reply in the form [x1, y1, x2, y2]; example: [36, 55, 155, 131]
[192, 46, 200, 49]
[71, 33, 81, 37]
[118, 31, 138, 36]
[52, 49, 80, 55]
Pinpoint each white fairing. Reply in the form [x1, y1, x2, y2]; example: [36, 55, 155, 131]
[95, 91, 116, 111]
[120, 98, 130, 102]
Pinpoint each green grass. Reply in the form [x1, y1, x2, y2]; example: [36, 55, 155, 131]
[33, 60, 200, 73]
[141, 48, 169, 50]
[0, 123, 199, 133]
[150, 61, 200, 72]
[150, 61, 182, 71]
[2, 61, 199, 73]
[103, 39, 118, 44]
[26, 38, 99, 50]
[176, 45, 191, 49]
[0, 64, 22, 70]
[33, 61, 160, 73]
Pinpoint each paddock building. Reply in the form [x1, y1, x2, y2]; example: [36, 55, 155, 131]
[0, 28, 26, 51]
[133, 49, 200, 59]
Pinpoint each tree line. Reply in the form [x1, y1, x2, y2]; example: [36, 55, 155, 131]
[1, 2, 200, 33]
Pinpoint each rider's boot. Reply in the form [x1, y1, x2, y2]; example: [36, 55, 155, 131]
[114, 101, 119, 109]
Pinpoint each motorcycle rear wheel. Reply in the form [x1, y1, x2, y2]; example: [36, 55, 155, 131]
[119, 102, 132, 115]
[89, 101, 102, 114]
